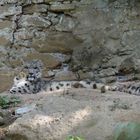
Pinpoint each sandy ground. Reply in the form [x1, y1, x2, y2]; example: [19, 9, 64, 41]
[1, 89, 140, 140]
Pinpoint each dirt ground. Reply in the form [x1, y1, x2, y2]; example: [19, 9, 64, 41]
[1, 89, 140, 140]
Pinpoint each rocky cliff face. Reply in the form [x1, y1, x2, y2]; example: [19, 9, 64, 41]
[0, 0, 140, 91]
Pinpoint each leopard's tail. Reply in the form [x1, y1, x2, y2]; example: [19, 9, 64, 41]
[100, 82, 140, 96]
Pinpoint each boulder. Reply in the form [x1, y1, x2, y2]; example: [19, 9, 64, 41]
[18, 14, 51, 28]
[50, 3, 75, 12]
[0, 20, 14, 29]
[97, 68, 117, 78]
[0, 29, 13, 46]
[23, 4, 49, 14]
[0, 5, 22, 18]
[53, 70, 76, 80]
[7, 59, 23, 69]
[24, 52, 61, 69]
[55, 15, 77, 32]
[0, 71, 14, 93]
[118, 57, 140, 75]
[0, 36, 11, 46]
[122, 30, 140, 57]
[14, 28, 36, 45]
[5, 88, 140, 140]
[0, 0, 140, 84]
[31, 32, 81, 54]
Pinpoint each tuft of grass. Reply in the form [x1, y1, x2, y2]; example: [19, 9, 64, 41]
[0, 96, 21, 109]
[66, 136, 84, 140]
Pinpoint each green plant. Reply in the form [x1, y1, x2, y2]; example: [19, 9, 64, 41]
[0, 96, 21, 109]
[66, 136, 84, 140]
[114, 122, 140, 140]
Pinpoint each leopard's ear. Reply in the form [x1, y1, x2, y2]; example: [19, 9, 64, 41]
[19, 72, 27, 78]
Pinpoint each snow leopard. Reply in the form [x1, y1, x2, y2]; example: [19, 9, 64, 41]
[9, 60, 99, 94]
[9, 60, 140, 96]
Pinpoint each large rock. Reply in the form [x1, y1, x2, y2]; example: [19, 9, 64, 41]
[0, 0, 46, 5]
[47, 12, 59, 25]
[5, 88, 140, 140]
[24, 52, 62, 69]
[118, 57, 140, 75]
[0, 20, 14, 29]
[31, 32, 82, 54]
[7, 59, 23, 69]
[51, 70, 77, 80]
[97, 68, 117, 78]
[0, 36, 11, 46]
[18, 14, 51, 28]
[0, 71, 14, 93]
[0, 29, 13, 46]
[55, 15, 77, 32]
[71, 6, 116, 69]
[50, 3, 75, 12]
[80, 0, 108, 9]
[23, 4, 49, 14]
[0, 5, 22, 18]
[122, 30, 140, 56]
[73, 8, 114, 38]
[14, 28, 36, 45]
[0, 0, 18, 4]
[0, 0, 140, 85]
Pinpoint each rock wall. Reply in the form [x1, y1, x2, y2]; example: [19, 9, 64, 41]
[0, 0, 140, 91]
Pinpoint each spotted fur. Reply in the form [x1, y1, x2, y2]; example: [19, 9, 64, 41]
[10, 77, 100, 94]
[106, 82, 140, 96]
[9, 60, 140, 96]
[10, 60, 103, 94]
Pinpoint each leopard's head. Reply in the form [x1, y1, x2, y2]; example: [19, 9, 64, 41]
[24, 60, 43, 82]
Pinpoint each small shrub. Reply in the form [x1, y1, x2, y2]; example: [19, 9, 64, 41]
[0, 96, 21, 109]
[66, 136, 84, 140]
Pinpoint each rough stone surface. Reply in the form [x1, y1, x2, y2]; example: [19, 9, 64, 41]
[23, 4, 49, 14]
[24, 52, 62, 69]
[30, 32, 81, 54]
[55, 15, 77, 32]
[118, 57, 140, 75]
[18, 14, 51, 28]
[4, 90, 140, 140]
[0, 29, 13, 46]
[50, 3, 76, 12]
[0, 0, 140, 91]
[0, 20, 14, 29]
[0, 71, 14, 93]
[0, 5, 22, 18]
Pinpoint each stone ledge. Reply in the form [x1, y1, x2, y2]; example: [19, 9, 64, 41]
[18, 14, 51, 28]
[50, 3, 75, 12]
[0, 20, 14, 29]
[23, 4, 49, 14]
[0, 5, 22, 19]
[0, 29, 13, 46]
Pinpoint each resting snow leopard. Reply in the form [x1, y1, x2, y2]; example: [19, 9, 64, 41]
[10, 60, 100, 94]
[9, 60, 140, 96]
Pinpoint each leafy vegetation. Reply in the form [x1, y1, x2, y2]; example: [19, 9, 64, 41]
[114, 122, 140, 140]
[0, 96, 21, 109]
[66, 136, 84, 140]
